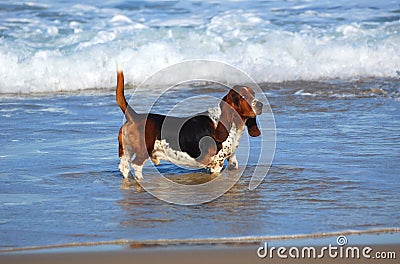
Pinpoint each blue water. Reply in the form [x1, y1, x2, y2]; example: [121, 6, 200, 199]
[1, 0, 400, 250]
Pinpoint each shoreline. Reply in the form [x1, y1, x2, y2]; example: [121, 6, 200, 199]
[1, 228, 399, 254]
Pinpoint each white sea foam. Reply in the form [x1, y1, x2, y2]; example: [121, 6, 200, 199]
[0, 0, 399, 94]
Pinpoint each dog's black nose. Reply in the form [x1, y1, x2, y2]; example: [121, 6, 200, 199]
[256, 101, 263, 110]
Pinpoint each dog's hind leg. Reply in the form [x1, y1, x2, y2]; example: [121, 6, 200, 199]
[118, 126, 132, 178]
[131, 156, 148, 181]
[119, 155, 131, 179]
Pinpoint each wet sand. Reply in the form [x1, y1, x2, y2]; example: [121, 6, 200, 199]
[1, 244, 398, 264]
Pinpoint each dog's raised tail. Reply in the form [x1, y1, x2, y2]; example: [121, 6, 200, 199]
[116, 63, 137, 121]
[116, 63, 128, 113]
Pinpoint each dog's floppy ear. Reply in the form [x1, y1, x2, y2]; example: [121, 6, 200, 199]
[214, 99, 233, 142]
[214, 121, 230, 143]
[214, 89, 247, 142]
[246, 117, 261, 137]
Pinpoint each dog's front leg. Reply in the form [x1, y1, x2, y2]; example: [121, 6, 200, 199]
[227, 153, 239, 170]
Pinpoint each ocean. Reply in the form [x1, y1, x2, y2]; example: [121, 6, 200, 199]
[0, 0, 399, 250]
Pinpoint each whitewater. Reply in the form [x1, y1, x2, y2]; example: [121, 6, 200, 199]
[0, 0, 399, 94]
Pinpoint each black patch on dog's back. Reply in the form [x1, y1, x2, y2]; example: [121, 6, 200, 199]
[156, 114, 218, 160]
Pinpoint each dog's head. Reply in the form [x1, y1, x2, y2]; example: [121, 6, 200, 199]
[214, 85, 263, 142]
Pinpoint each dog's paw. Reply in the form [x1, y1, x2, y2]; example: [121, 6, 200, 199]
[134, 174, 143, 182]
[131, 163, 144, 181]
[227, 155, 239, 170]
[119, 160, 131, 178]
[227, 162, 239, 170]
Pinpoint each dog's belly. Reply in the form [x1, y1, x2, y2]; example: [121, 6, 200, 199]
[152, 139, 207, 168]
[151, 124, 244, 171]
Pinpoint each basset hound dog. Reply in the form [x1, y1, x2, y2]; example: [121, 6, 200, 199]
[116, 66, 263, 180]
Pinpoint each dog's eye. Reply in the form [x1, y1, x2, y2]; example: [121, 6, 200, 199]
[231, 93, 240, 105]
[240, 95, 249, 102]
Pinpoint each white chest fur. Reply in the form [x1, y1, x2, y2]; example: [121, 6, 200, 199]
[208, 123, 243, 172]
[207, 106, 244, 170]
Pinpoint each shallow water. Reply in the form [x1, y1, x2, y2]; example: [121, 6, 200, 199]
[1, 0, 400, 250]
[1, 78, 399, 249]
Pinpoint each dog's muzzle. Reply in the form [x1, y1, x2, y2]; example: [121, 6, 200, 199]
[252, 100, 263, 115]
